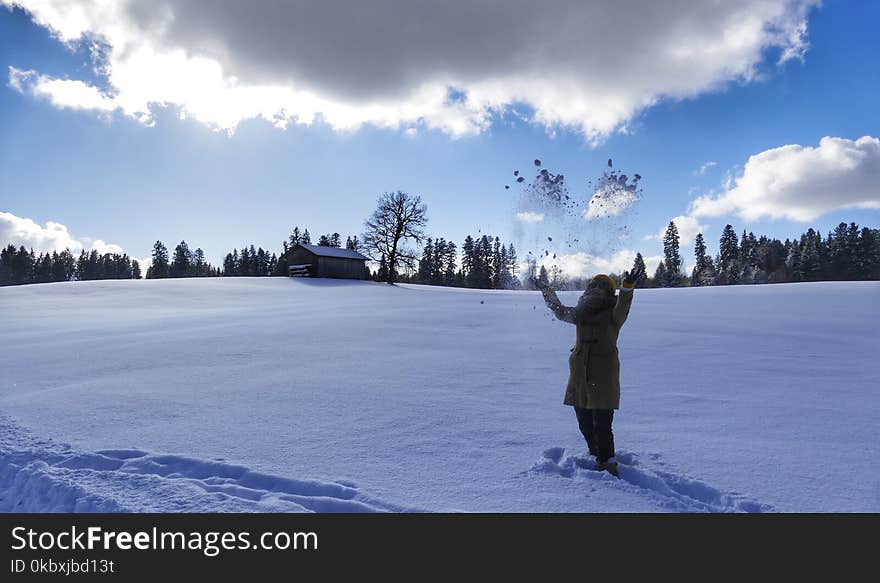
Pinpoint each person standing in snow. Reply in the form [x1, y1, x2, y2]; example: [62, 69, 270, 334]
[535, 267, 643, 477]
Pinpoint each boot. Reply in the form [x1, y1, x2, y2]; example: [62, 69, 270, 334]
[596, 458, 620, 477]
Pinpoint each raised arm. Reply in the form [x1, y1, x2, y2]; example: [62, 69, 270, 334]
[539, 286, 577, 324]
[612, 281, 634, 328]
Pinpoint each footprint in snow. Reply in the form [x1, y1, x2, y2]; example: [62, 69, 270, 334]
[530, 447, 772, 513]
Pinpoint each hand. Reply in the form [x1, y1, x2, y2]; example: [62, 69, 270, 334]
[623, 264, 646, 287]
[531, 277, 549, 291]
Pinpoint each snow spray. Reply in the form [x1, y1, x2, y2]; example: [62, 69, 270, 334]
[508, 158, 643, 281]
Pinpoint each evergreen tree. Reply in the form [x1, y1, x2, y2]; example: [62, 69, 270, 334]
[718, 225, 739, 284]
[507, 244, 518, 287]
[662, 221, 682, 287]
[444, 241, 458, 285]
[418, 238, 434, 283]
[149, 241, 169, 279]
[784, 240, 801, 281]
[800, 229, 822, 281]
[491, 237, 503, 289]
[691, 234, 707, 285]
[289, 227, 302, 248]
[461, 236, 475, 282]
[223, 251, 236, 276]
[828, 222, 856, 280]
[653, 260, 667, 287]
[301, 229, 311, 245]
[34, 252, 52, 283]
[192, 248, 207, 276]
[857, 227, 880, 279]
[169, 241, 192, 277]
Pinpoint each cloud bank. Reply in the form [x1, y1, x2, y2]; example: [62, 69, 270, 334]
[4, 0, 817, 139]
[691, 136, 880, 221]
[0, 210, 129, 257]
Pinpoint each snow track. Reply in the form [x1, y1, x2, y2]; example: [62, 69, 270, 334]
[530, 447, 772, 513]
[0, 418, 409, 513]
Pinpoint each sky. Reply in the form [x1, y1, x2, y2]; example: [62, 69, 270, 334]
[1, 0, 878, 276]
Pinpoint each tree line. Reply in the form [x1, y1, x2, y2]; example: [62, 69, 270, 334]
[3, 189, 877, 289]
[145, 240, 220, 279]
[0, 245, 141, 286]
[390, 234, 520, 289]
[627, 220, 880, 289]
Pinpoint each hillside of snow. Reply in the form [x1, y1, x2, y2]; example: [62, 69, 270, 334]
[1, 278, 877, 512]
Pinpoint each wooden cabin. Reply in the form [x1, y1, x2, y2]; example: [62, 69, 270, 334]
[287, 243, 369, 279]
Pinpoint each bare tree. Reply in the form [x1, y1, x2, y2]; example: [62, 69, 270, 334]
[363, 191, 428, 283]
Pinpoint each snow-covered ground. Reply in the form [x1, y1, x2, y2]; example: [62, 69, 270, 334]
[1, 278, 877, 512]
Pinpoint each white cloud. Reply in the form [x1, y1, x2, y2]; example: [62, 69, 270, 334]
[694, 161, 717, 176]
[645, 215, 708, 246]
[516, 212, 545, 223]
[535, 249, 662, 279]
[85, 239, 124, 255]
[0, 211, 84, 253]
[9, 67, 117, 112]
[0, 211, 128, 256]
[691, 136, 880, 221]
[3, 0, 817, 139]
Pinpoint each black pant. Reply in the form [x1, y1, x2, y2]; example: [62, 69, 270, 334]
[574, 407, 615, 462]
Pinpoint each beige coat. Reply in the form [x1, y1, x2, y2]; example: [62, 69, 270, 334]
[542, 287, 634, 409]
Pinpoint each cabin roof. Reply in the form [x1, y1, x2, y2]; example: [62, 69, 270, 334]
[294, 243, 369, 261]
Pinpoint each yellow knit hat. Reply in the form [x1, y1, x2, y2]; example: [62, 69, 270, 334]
[591, 273, 617, 292]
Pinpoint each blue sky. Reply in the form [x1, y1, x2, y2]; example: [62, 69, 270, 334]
[1, 0, 878, 274]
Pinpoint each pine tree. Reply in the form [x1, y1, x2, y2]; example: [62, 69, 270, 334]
[662, 221, 682, 287]
[149, 241, 169, 279]
[857, 227, 880, 279]
[498, 243, 509, 289]
[653, 260, 667, 287]
[170, 241, 192, 277]
[444, 241, 458, 285]
[301, 229, 311, 245]
[461, 236, 475, 283]
[800, 229, 822, 281]
[691, 234, 707, 285]
[418, 238, 434, 283]
[719, 225, 739, 284]
[289, 227, 302, 248]
[506, 244, 520, 288]
[784, 240, 801, 281]
[192, 248, 207, 276]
